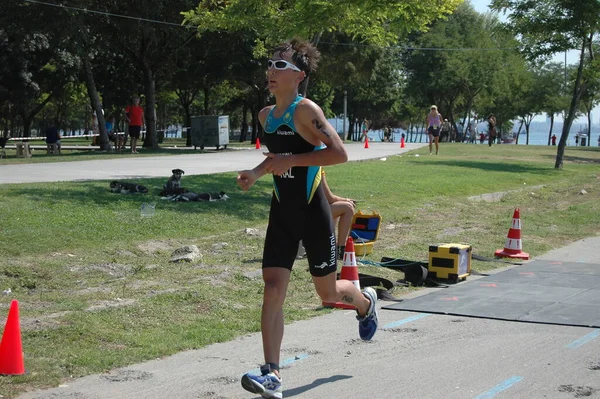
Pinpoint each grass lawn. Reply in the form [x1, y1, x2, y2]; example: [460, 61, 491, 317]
[0, 143, 599, 397]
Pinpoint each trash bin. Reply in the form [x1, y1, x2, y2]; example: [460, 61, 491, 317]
[580, 136, 587, 146]
[190, 116, 230, 150]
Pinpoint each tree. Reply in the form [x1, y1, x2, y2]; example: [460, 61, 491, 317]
[170, 32, 257, 146]
[537, 63, 571, 145]
[0, 1, 79, 137]
[184, 0, 463, 48]
[100, 0, 198, 149]
[491, 0, 600, 168]
[184, 0, 462, 101]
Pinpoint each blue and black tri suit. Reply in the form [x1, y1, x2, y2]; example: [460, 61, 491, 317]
[261, 95, 337, 277]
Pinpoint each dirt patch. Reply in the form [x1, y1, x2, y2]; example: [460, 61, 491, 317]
[21, 311, 72, 331]
[440, 227, 465, 236]
[115, 249, 138, 257]
[86, 298, 136, 312]
[78, 263, 133, 277]
[136, 239, 179, 255]
[75, 286, 114, 295]
[468, 185, 545, 202]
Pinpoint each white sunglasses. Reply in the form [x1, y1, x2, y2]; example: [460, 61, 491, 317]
[267, 59, 301, 72]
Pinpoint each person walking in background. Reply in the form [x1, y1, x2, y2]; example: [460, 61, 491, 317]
[236, 38, 378, 399]
[440, 119, 450, 142]
[551, 134, 557, 146]
[124, 96, 145, 154]
[360, 119, 370, 143]
[426, 105, 442, 154]
[487, 113, 497, 147]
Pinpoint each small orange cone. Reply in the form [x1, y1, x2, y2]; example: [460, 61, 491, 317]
[255, 138, 261, 149]
[400, 136, 405, 148]
[495, 208, 529, 260]
[323, 237, 360, 310]
[0, 300, 25, 375]
[364, 137, 369, 149]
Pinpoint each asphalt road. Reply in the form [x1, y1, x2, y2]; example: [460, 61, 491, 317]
[0, 142, 424, 184]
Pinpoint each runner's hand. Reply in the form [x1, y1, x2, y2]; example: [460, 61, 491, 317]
[237, 170, 258, 191]
[263, 153, 293, 176]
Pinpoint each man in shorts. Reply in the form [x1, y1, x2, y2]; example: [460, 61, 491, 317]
[124, 96, 145, 154]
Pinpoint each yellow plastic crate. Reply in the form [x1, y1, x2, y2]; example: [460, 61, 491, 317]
[428, 243, 472, 283]
[351, 210, 382, 256]
[354, 241, 374, 256]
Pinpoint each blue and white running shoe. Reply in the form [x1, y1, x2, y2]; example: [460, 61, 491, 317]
[241, 371, 283, 399]
[357, 287, 378, 340]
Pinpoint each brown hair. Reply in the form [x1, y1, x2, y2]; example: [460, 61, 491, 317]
[273, 38, 320, 75]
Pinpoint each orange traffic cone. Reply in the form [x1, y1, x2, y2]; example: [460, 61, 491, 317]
[364, 137, 369, 149]
[323, 237, 360, 310]
[495, 208, 529, 260]
[400, 136, 405, 148]
[0, 300, 25, 375]
[255, 138, 261, 149]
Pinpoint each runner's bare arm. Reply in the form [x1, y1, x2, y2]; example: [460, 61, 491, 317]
[265, 99, 347, 174]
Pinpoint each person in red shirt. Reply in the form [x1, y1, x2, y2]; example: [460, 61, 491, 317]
[124, 96, 145, 154]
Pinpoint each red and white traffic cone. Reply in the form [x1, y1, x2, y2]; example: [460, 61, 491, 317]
[0, 300, 25, 375]
[323, 237, 360, 309]
[494, 208, 529, 260]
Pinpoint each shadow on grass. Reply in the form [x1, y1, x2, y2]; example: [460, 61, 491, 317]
[422, 160, 556, 174]
[8, 172, 274, 222]
[540, 153, 600, 165]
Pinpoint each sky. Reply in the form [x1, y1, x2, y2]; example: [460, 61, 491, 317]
[469, 0, 598, 124]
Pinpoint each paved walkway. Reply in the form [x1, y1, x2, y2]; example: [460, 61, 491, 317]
[0, 142, 424, 184]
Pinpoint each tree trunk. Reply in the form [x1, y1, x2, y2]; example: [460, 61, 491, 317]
[524, 116, 532, 145]
[175, 88, 197, 147]
[251, 106, 259, 143]
[555, 38, 589, 169]
[346, 112, 355, 141]
[18, 89, 58, 138]
[141, 60, 158, 149]
[240, 103, 248, 143]
[515, 119, 524, 145]
[587, 109, 592, 146]
[547, 114, 554, 145]
[203, 87, 210, 115]
[83, 53, 109, 150]
[185, 108, 192, 147]
[21, 115, 32, 138]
